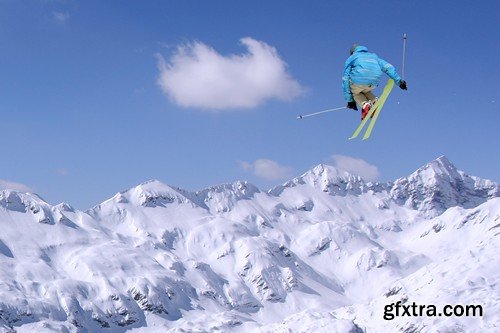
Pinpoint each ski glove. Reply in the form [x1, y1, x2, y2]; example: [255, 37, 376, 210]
[347, 101, 358, 111]
[399, 80, 407, 90]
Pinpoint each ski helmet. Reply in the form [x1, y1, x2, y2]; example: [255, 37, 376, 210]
[350, 44, 359, 55]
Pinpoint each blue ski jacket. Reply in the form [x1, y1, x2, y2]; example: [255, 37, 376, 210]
[342, 45, 402, 102]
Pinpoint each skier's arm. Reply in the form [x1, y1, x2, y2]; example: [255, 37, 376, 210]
[378, 58, 402, 85]
[342, 58, 354, 102]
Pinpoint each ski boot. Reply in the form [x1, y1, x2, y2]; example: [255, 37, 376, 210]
[361, 101, 372, 120]
[369, 97, 379, 119]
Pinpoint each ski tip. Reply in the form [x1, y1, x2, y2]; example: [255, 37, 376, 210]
[362, 133, 372, 140]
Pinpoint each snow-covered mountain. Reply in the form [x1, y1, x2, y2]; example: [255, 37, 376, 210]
[0, 156, 498, 332]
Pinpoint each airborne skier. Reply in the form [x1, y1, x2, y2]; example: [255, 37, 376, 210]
[343, 44, 407, 120]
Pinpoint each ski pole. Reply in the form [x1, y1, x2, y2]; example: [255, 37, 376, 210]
[297, 106, 347, 120]
[402, 33, 407, 80]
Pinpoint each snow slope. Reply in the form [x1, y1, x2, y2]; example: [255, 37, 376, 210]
[0, 156, 498, 332]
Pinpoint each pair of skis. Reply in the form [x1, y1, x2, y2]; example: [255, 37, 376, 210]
[349, 79, 395, 140]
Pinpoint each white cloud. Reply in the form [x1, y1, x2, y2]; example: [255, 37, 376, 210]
[157, 37, 304, 110]
[240, 159, 294, 181]
[331, 155, 380, 181]
[55, 168, 69, 176]
[0, 180, 34, 193]
[53, 11, 69, 23]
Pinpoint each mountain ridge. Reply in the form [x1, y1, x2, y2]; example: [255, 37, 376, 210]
[0, 156, 498, 332]
[88, 155, 498, 215]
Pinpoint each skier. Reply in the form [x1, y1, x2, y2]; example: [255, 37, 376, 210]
[343, 44, 407, 120]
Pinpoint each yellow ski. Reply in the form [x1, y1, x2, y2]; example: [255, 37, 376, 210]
[348, 79, 394, 140]
[362, 79, 395, 140]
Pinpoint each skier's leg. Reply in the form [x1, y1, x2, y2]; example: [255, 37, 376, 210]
[350, 83, 369, 106]
[351, 83, 373, 120]
[360, 89, 375, 120]
[363, 86, 377, 103]
[364, 86, 377, 104]
[364, 86, 380, 119]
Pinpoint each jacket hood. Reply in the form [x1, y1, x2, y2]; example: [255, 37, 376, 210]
[353, 45, 368, 53]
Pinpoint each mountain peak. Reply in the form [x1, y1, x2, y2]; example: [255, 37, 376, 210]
[195, 180, 261, 213]
[309, 163, 359, 179]
[0, 189, 48, 210]
[415, 156, 460, 180]
[93, 179, 195, 210]
[135, 179, 181, 193]
[391, 156, 499, 216]
[270, 163, 368, 196]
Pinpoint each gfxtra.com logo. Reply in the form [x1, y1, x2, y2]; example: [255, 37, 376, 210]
[384, 301, 483, 321]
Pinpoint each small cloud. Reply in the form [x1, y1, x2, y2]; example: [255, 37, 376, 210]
[157, 37, 304, 110]
[133, 87, 146, 96]
[331, 155, 380, 181]
[53, 11, 70, 23]
[240, 159, 294, 181]
[55, 168, 69, 176]
[0, 180, 34, 193]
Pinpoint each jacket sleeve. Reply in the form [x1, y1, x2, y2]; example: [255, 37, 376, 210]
[377, 57, 402, 84]
[342, 57, 354, 102]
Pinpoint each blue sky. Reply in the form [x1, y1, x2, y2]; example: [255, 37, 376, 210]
[1, 0, 499, 209]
